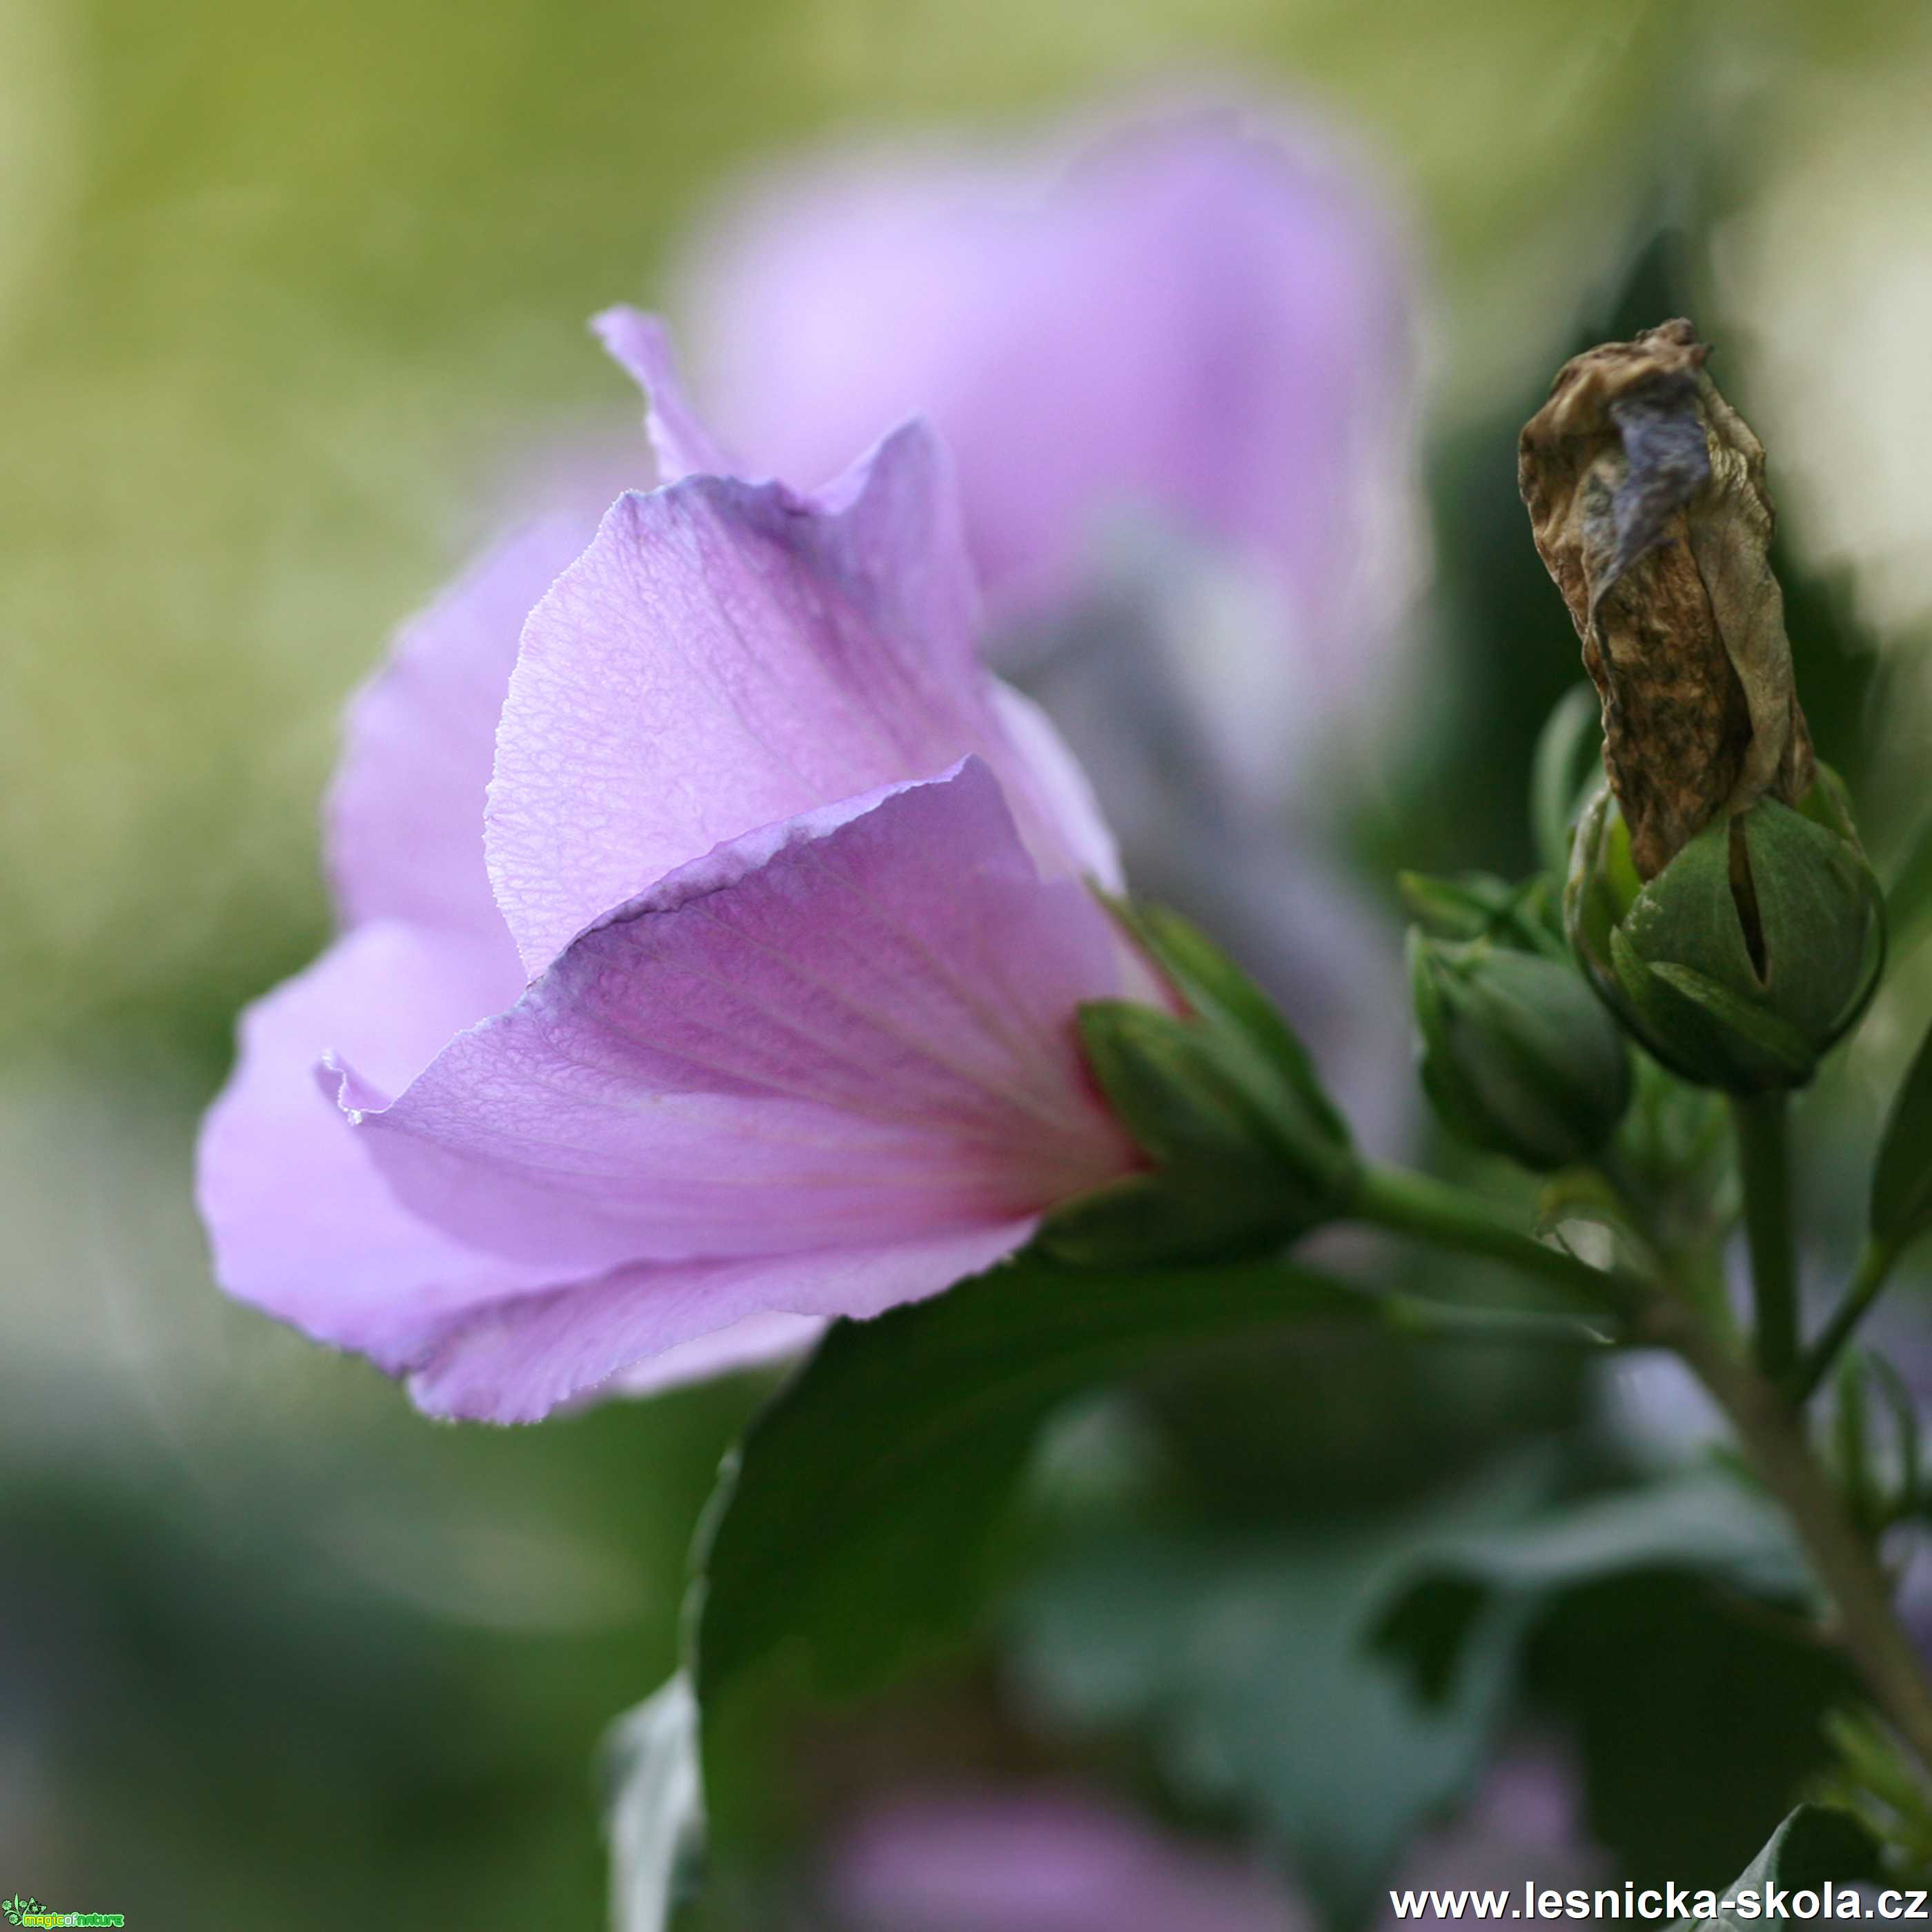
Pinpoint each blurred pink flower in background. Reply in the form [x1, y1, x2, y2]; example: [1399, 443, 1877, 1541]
[197, 333, 1146, 1423]
[830, 1790, 1299, 1932]
[679, 108, 1420, 730]
[827, 1753, 1599, 1932]
[675, 103, 1423, 1145]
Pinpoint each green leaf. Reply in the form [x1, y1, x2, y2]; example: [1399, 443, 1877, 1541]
[1670, 1804, 1877, 1930]
[1376, 1468, 1811, 1637]
[1363, 1476, 1853, 1901]
[1886, 811, 1932, 950]
[693, 1250, 1373, 1719]
[1008, 1465, 1551, 1929]
[1821, 1707, 1932, 1872]
[602, 1675, 705, 1932]
[1530, 682, 1604, 877]
[1873, 1015, 1932, 1258]
[1371, 1469, 1817, 1848]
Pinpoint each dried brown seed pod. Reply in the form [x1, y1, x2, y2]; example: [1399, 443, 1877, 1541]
[1519, 319, 1813, 880]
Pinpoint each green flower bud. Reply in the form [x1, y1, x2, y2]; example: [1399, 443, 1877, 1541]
[1521, 321, 1886, 1092]
[1566, 772, 1884, 1092]
[1045, 898, 1358, 1266]
[1409, 930, 1632, 1170]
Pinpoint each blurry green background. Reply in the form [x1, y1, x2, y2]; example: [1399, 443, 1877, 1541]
[8, 0, 1932, 1924]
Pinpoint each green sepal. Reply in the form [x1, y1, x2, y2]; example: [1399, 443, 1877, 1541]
[1098, 894, 1350, 1151]
[1644, 964, 1817, 1079]
[1621, 813, 1758, 987]
[1076, 998, 1285, 1174]
[1398, 869, 1565, 957]
[1050, 898, 1359, 1265]
[1568, 775, 1885, 1093]
[1038, 1169, 1308, 1268]
[1744, 798, 1883, 1043]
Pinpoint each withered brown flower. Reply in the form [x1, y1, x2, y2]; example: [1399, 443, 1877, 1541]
[1519, 319, 1813, 879]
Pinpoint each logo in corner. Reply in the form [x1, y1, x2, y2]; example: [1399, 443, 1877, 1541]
[1, 1901, 125, 1928]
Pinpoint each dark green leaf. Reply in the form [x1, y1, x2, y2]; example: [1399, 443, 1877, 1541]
[1887, 812, 1932, 951]
[1009, 1466, 1550, 1929]
[1372, 1468, 1815, 1835]
[1873, 1015, 1932, 1257]
[693, 1250, 1373, 1720]
[1377, 1468, 1810, 1630]
[1531, 682, 1604, 877]
[1670, 1804, 1877, 1929]
[1536, 1564, 1855, 1888]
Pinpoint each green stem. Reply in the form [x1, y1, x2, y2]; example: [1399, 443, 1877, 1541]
[1795, 1237, 1902, 1403]
[1350, 1163, 1643, 1323]
[1733, 1090, 1800, 1385]
[1347, 1163, 1932, 1771]
[1668, 1315, 1932, 1773]
[1588, 1143, 1742, 1347]
[1377, 1292, 1617, 1348]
